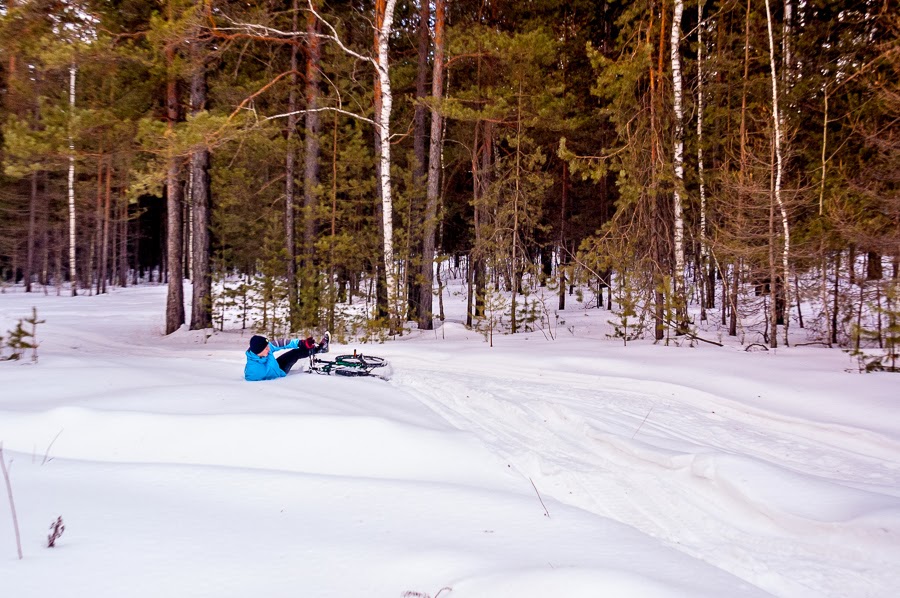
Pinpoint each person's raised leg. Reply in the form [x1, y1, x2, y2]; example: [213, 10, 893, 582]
[276, 347, 312, 373]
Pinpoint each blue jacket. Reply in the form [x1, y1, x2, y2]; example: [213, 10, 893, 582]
[244, 337, 301, 381]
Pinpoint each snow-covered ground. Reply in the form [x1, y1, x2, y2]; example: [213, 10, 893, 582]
[1, 282, 898, 597]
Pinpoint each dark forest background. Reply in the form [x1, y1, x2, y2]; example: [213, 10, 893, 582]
[0, 0, 897, 354]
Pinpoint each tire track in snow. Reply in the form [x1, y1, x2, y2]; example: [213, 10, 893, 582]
[393, 357, 900, 598]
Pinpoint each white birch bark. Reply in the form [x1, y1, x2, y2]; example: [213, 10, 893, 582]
[670, 0, 686, 321]
[375, 0, 399, 324]
[765, 0, 791, 344]
[783, 0, 793, 88]
[67, 63, 77, 296]
[306, 0, 399, 326]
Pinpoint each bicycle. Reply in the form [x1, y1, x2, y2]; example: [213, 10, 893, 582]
[307, 349, 392, 379]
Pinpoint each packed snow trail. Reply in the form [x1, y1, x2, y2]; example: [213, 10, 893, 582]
[391, 338, 900, 598]
[2, 287, 775, 597]
[3, 286, 898, 597]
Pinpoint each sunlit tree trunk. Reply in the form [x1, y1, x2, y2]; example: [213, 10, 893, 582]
[374, 0, 399, 330]
[765, 0, 791, 347]
[303, 1, 322, 320]
[189, 18, 212, 330]
[67, 63, 77, 296]
[285, 0, 299, 326]
[671, 0, 686, 330]
[164, 9, 185, 334]
[697, 0, 709, 319]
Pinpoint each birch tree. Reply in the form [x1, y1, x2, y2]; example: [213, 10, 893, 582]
[373, 0, 399, 328]
[306, 0, 399, 328]
[67, 63, 77, 296]
[670, 0, 686, 330]
[764, 0, 791, 347]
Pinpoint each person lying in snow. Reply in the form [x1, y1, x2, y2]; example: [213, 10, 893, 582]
[244, 332, 329, 381]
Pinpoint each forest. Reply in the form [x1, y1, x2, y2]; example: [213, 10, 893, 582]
[0, 0, 897, 356]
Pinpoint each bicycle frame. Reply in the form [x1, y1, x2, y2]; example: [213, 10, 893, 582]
[307, 351, 390, 378]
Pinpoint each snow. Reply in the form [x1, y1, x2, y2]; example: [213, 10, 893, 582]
[1, 282, 899, 597]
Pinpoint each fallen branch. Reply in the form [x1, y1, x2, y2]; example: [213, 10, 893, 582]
[0, 443, 24, 559]
[684, 331, 724, 347]
[661, 317, 724, 346]
[632, 405, 655, 439]
[529, 477, 550, 518]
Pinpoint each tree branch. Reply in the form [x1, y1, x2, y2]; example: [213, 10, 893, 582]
[266, 106, 376, 126]
[307, 0, 376, 67]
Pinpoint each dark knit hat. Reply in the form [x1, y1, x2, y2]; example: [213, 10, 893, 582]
[249, 335, 268, 355]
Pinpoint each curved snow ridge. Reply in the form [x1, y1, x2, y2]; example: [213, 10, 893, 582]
[587, 429, 900, 536]
[0, 406, 514, 489]
[393, 362, 900, 597]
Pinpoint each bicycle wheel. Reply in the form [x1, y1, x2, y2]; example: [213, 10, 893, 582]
[331, 365, 373, 377]
[334, 354, 389, 370]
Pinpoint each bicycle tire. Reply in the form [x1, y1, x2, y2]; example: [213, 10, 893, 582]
[331, 365, 373, 377]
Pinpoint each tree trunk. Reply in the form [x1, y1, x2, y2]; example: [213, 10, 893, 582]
[25, 171, 37, 292]
[418, 0, 444, 330]
[783, 0, 793, 87]
[510, 82, 524, 334]
[101, 156, 112, 294]
[769, 150, 778, 348]
[765, 0, 791, 346]
[559, 162, 568, 311]
[190, 26, 212, 331]
[303, 3, 322, 319]
[649, 6, 665, 341]
[867, 251, 883, 281]
[670, 0, 687, 331]
[328, 109, 339, 332]
[731, 0, 751, 338]
[832, 251, 840, 345]
[697, 0, 709, 315]
[93, 153, 104, 294]
[164, 34, 185, 335]
[285, 0, 299, 326]
[476, 122, 492, 319]
[67, 63, 77, 296]
[466, 255, 474, 328]
[408, 0, 430, 323]
[374, 0, 399, 330]
[118, 184, 128, 287]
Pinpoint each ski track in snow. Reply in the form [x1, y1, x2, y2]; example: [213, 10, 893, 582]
[392, 351, 900, 598]
[3, 287, 899, 597]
